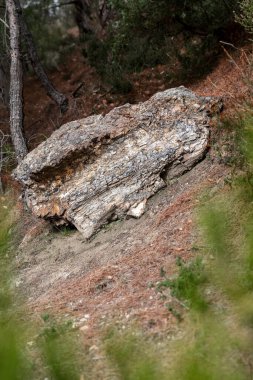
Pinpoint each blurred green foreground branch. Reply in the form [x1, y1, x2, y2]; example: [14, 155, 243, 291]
[0, 197, 83, 379]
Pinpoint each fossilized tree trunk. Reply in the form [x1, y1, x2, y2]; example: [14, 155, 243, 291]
[6, 0, 28, 162]
[14, 87, 222, 239]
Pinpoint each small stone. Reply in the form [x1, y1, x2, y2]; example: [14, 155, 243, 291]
[89, 345, 98, 352]
[127, 200, 147, 218]
[80, 325, 89, 332]
[15, 280, 23, 287]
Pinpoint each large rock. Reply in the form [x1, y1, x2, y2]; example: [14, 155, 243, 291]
[14, 87, 222, 239]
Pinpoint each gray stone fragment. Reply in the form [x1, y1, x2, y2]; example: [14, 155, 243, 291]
[13, 86, 222, 239]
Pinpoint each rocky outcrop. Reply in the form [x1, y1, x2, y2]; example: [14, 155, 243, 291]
[13, 87, 222, 239]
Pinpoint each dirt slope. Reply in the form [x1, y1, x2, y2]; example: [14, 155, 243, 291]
[1, 47, 247, 336]
[16, 159, 228, 335]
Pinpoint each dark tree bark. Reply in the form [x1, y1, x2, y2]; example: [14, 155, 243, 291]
[14, 0, 69, 113]
[98, 0, 110, 28]
[75, 0, 92, 35]
[6, 0, 28, 162]
[0, 57, 10, 106]
[74, 0, 111, 38]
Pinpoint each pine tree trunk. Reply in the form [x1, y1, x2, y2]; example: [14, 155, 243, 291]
[6, 0, 28, 163]
[14, 0, 68, 113]
[0, 57, 10, 106]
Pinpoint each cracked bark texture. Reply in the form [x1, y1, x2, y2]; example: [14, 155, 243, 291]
[7, 0, 28, 162]
[13, 87, 222, 239]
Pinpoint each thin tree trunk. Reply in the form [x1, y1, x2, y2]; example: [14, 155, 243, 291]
[75, 0, 93, 35]
[14, 0, 69, 113]
[6, 0, 28, 162]
[0, 58, 10, 106]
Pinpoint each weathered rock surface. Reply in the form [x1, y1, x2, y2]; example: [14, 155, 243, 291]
[14, 87, 222, 239]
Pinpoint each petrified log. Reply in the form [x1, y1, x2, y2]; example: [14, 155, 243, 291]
[13, 87, 222, 239]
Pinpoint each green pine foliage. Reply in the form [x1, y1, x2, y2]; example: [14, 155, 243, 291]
[22, 0, 75, 69]
[105, 332, 166, 380]
[0, 196, 83, 379]
[236, 0, 253, 33]
[84, 0, 239, 91]
[157, 257, 208, 312]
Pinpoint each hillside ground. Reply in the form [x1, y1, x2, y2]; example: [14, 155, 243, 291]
[0, 45, 252, 361]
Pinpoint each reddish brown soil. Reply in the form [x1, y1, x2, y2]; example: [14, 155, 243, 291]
[17, 160, 228, 338]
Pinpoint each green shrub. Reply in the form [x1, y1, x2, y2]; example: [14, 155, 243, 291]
[22, 0, 76, 69]
[236, 0, 253, 33]
[84, 0, 239, 91]
[0, 197, 83, 379]
[157, 257, 208, 312]
[105, 331, 166, 380]
[0, 197, 31, 380]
